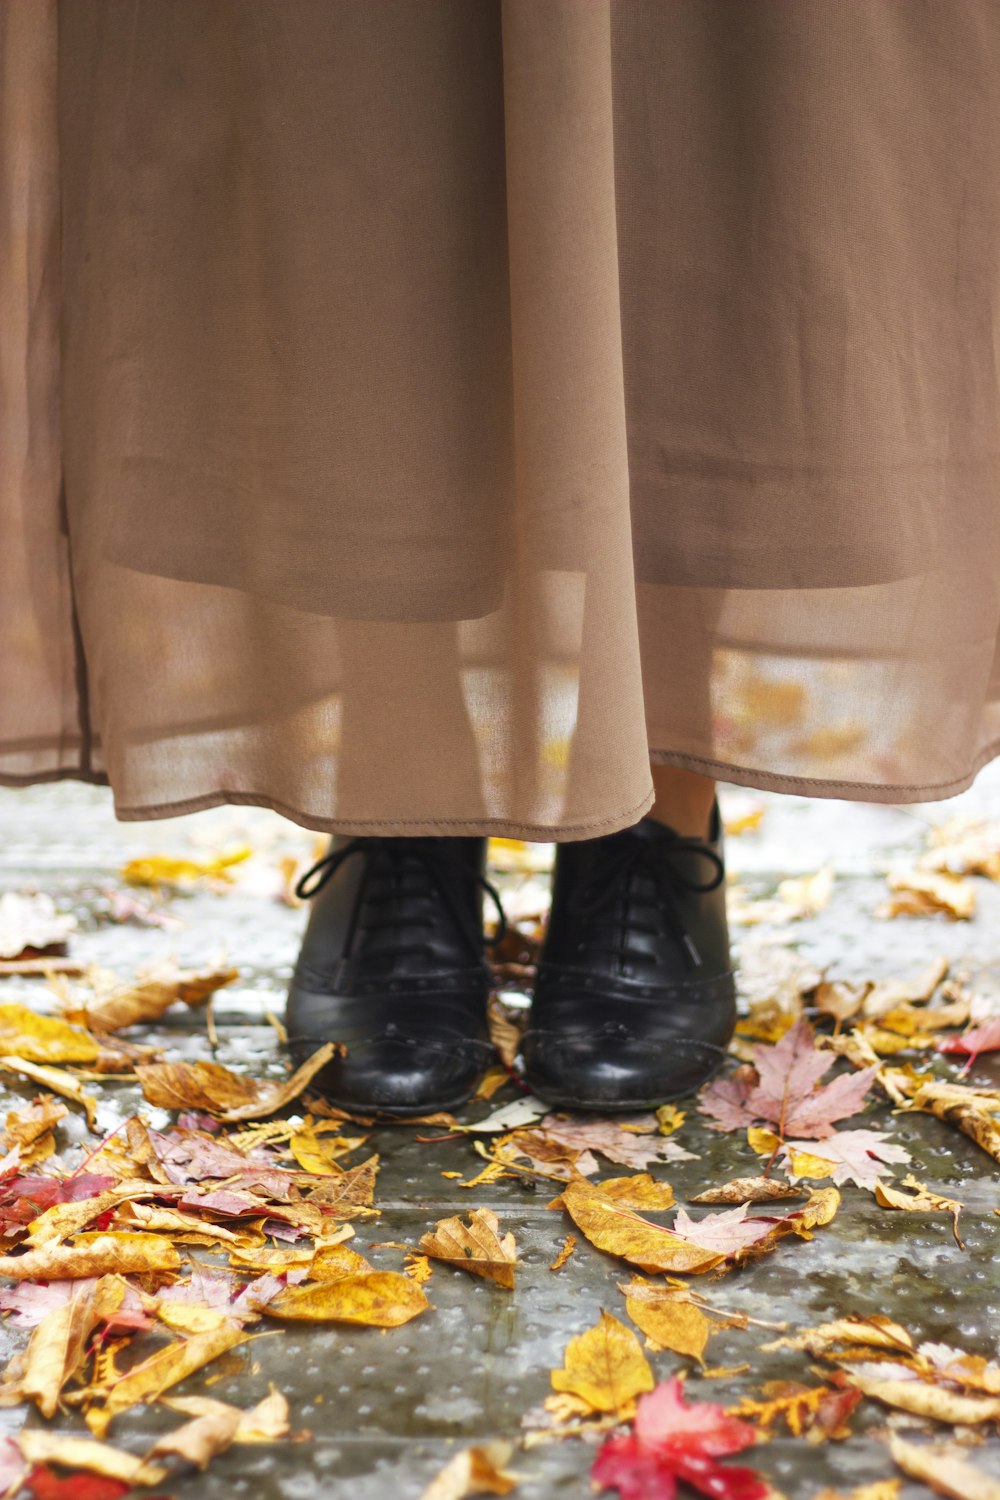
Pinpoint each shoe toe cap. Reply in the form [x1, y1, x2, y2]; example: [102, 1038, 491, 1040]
[522, 1019, 728, 1108]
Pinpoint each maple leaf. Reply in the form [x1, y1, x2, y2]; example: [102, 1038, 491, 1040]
[26, 1472, 129, 1500]
[938, 1016, 1000, 1062]
[778, 1129, 911, 1190]
[700, 1020, 878, 1139]
[669, 1206, 774, 1255]
[535, 1117, 694, 1168]
[591, 1377, 767, 1500]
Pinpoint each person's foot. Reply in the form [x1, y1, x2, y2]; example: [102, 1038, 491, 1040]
[521, 806, 736, 1110]
[285, 835, 505, 1115]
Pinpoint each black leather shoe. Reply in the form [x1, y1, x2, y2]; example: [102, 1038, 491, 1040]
[285, 836, 506, 1116]
[522, 805, 736, 1110]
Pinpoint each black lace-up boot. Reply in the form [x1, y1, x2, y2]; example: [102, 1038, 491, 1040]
[285, 835, 506, 1115]
[522, 805, 736, 1109]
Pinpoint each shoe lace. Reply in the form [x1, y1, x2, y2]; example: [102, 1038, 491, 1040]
[294, 837, 508, 966]
[566, 830, 724, 970]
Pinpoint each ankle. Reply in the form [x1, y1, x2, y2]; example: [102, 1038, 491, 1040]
[647, 764, 717, 839]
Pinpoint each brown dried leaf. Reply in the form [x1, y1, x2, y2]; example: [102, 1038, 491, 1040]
[689, 1178, 806, 1206]
[165, 1387, 291, 1442]
[135, 1042, 338, 1120]
[1, 1096, 68, 1152]
[4, 1277, 124, 1417]
[550, 1310, 654, 1417]
[420, 1208, 517, 1289]
[486, 997, 525, 1070]
[270, 1271, 429, 1326]
[66, 961, 237, 1033]
[879, 870, 975, 921]
[849, 1373, 1000, 1425]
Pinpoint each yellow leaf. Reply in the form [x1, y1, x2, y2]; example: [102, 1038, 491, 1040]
[147, 1405, 243, 1469]
[621, 1280, 714, 1365]
[747, 1127, 781, 1157]
[655, 1104, 686, 1135]
[880, 869, 976, 921]
[1, 1095, 67, 1150]
[549, 1235, 576, 1272]
[555, 1179, 724, 1276]
[155, 1301, 232, 1336]
[17, 1432, 167, 1487]
[310, 1244, 375, 1281]
[875, 1175, 965, 1248]
[403, 1253, 434, 1285]
[270, 1271, 429, 1327]
[121, 847, 251, 889]
[729, 1384, 836, 1437]
[420, 1208, 518, 1289]
[0, 1005, 98, 1064]
[99, 1321, 249, 1417]
[550, 1310, 654, 1417]
[289, 1122, 365, 1175]
[597, 1174, 675, 1211]
[419, 1440, 520, 1499]
[848, 1373, 1000, 1425]
[135, 1041, 338, 1121]
[26, 1181, 155, 1247]
[0, 1233, 180, 1280]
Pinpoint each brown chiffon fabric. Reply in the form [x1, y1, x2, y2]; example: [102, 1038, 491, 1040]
[4, 1, 1000, 839]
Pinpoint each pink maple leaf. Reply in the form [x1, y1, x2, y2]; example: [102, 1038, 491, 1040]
[592, 1377, 768, 1500]
[669, 1205, 775, 1255]
[938, 1016, 1000, 1068]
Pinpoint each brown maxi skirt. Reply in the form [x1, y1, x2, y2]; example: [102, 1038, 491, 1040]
[4, 1, 1000, 841]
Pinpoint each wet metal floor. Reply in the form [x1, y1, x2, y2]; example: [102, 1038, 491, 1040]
[1, 776, 999, 1496]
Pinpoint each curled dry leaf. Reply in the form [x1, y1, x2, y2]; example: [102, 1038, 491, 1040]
[550, 1310, 654, 1418]
[887, 1432, 1000, 1499]
[874, 1175, 965, 1248]
[906, 1080, 1000, 1167]
[270, 1271, 429, 1326]
[847, 1373, 1000, 1426]
[65, 961, 237, 1033]
[549, 1235, 576, 1272]
[135, 1042, 338, 1121]
[879, 869, 976, 921]
[17, 1434, 166, 1488]
[93, 1321, 249, 1428]
[689, 1178, 806, 1206]
[420, 1208, 517, 1289]
[147, 1405, 243, 1469]
[418, 1440, 520, 1500]
[0, 1233, 180, 1281]
[2, 1276, 125, 1418]
[166, 1387, 291, 1442]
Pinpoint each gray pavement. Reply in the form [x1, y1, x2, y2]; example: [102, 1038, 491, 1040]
[1, 773, 1000, 1496]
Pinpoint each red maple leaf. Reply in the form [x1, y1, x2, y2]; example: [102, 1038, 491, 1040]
[938, 1016, 1000, 1068]
[26, 1469, 130, 1500]
[592, 1377, 769, 1500]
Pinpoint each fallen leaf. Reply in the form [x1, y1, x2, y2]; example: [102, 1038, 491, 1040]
[555, 1180, 724, 1276]
[25, 1473, 128, 1500]
[938, 1016, 1000, 1062]
[591, 1375, 767, 1500]
[848, 1373, 1000, 1425]
[550, 1311, 654, 1418]
[165, 1387, 291, 1442]
[532, 1117, 693, 1169]
[420, 1209, 517, 1288]
[700, 1020, 878, 1140]
[65, 961, 236, 1033]
[0, 1059, 98, 1130]
[813, 1483, 900, 1500]
[146, 1408, 243, 1470]
[0, 1234, 180, 1281]
[550, 1236, 576, 1272]
[135, 1043, 338, 1121]
[669, 1205, 775, 1256]
[875, 1175, 965, 1248]
[689, 1178, 805, 1206]
[486, 998, 525, 1071]
[887, 1433, 1000, 1500]
[0, 895, 76, 960]
[597, 1175, 676, 1211]
[419, 1440, 520, 1500]
[270, 1272, 429, 1326]
[778, 1129, 911, 1190]
[621, 1280, 716, 1366]
[728, 1381, 860, 1440]
[0, 1007, 98, 1066]
[879, 869, 975, 921]
[17, 1434, 165, 1488]
[120, 848, 251, 890]
[5, 1276, 124, 1417]
[95, 1320, 249, 1423]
